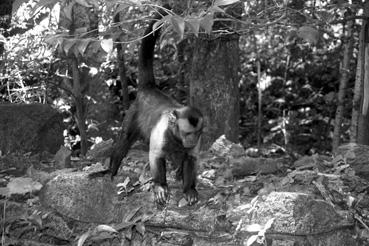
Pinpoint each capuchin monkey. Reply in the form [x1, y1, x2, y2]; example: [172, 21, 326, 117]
[91, 8, 203, 205]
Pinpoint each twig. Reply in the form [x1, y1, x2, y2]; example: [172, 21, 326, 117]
[0, 168, 17, 174]
[2, 200, 6, 246]
[354, 214, 369, 232]
[312, 180, 335, 208]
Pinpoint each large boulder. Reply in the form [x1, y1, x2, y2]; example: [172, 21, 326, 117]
[0, 103, 64, 154]
[39, 171, 115, 223]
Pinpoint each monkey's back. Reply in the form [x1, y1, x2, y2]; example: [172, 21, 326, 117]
[136, 88, 181, 139]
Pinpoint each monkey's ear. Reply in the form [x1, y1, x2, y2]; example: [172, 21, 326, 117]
[172, 109, 180, 119]
[168, 110, 178, 127]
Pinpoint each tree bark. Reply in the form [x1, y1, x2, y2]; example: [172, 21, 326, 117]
[189, 34, 240, 149]
[114, 14, 129, 110]
[355, 1, 369, 145]
[332, 16, 354, 151]
[176, 39, 191, 103]
[257, 58, 262, 148]
[358, 43, 369, 144]
[350, 8, 366, 142]
[71, 58, 88, 156]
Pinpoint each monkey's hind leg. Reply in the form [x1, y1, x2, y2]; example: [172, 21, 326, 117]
[109, 108, 140, 178]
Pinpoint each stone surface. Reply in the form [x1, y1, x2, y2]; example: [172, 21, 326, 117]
[54, 145, 72, 168]
[39, 171, 115, 223]
[210, 135, 245, 157]
[231, 157, 286, 177]
[87, 139, 113, 160]
[0, 103, 64, 154]
[336, 143, 369, 178]
[229, 192, 357, 246]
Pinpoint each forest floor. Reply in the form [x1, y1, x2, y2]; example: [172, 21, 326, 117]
[1, 138, 369, 245]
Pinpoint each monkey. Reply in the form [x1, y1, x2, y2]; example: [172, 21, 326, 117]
[91, 7, 203, 206]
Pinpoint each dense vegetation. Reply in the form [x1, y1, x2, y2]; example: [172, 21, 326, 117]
[0, 0, 367, 155]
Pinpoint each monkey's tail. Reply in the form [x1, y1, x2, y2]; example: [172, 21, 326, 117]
[138, 6, 170, 89]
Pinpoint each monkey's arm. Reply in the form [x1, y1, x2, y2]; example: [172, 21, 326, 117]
[182, 154, 198, 205]
[149, 115, 170, 204]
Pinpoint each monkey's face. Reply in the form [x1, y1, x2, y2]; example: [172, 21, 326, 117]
[177, 118, 203, 148]
[180, 130, 202, 148]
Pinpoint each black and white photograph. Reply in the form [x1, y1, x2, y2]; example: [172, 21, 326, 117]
[0, 0, 368, 245]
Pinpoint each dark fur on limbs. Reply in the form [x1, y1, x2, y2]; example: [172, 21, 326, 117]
[90, 6, 203, 206]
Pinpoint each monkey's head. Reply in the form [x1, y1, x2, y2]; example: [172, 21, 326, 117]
[173, 106, 203, 148]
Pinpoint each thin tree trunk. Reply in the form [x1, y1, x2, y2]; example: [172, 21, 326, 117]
[257, 58, 262, 148]
[358, 114, 369, 145]
[350, 12, 366, 142]
[363, 40, 369, 116]
[176, 39, 190, 103]
[282, 55, 290, 147]
[61, 2, 98, 156]
[332, 18, 354, 152]
[71, 58, 88, 156]
[114, 14, 129, 110]
[68, 4, 88, 156]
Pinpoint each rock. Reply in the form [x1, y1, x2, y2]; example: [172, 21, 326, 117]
[293, 154, 331, 171]
[54, 146, 72, 168]
[42, 213, 74, 241]
[0, 177, 7, 187]
[87, 139, 113, 160]
[210, 135, 245, 158]
[0, 177, 42, 199]
[201, 169, 216, 180]
[39, 171, 115, 223]
[0, 103, 64, 154]
[26, 165, 54, 185]
[245, 147, 260, 157]
[336, 143, 369, 178]
[229, 192, 356, 246]
[230, 157, 286, 177]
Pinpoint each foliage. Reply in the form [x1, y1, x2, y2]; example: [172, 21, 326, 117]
[0, 1, 58, 103]
[238, 0, 358, 154]
[0, 0, 363, 154]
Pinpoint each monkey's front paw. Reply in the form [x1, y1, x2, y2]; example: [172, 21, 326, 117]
[153, 184, 169, 205]
[184, 189, 198, 205]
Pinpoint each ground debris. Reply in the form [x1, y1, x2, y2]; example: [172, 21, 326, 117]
[3, 138, 369, 245]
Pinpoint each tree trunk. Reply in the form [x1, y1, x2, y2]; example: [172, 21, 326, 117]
[358, 42, 369, 144]
[257, 58, 262, 148]
[71, 58, 88, 156]
[114, 14, 129, 110]
[176, 39, 191, 103]
[59, 2, 98, 156]
[350, 8, 366, 142]
[354, 1, 369, 145]
[332, 16, 354, 151]
[189, 35, 240, 149]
